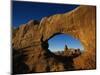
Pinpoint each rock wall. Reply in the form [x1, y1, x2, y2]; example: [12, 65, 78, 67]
[12, 5, 96, 74]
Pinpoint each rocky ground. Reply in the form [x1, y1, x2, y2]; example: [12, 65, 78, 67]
[13, 45, 81, 74]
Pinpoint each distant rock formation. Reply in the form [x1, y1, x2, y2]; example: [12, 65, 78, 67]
[64, 44, 68, 51]
[63, 44, 81, 57]
[12, 5, 96, 74]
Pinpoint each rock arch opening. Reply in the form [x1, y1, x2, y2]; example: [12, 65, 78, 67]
[48, 34, 84, 53]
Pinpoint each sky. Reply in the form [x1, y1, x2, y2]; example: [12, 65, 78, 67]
[12, 1, 78, 27]
[48, 34, 84, 52]
[12, 1, 84, 52]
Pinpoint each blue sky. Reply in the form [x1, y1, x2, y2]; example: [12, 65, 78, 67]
[12, 1, 78, 27]
[12, 1, 84, 52]
[48, 34, 84, 52]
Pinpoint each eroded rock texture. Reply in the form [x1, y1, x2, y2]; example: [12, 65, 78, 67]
[12, 5, 96, 74]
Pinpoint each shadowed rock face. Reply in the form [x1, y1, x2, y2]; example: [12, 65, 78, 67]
[12, 5, 96, 74]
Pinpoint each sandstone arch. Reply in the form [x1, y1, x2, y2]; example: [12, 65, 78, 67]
[13, 5, 96, 73]
[40, 5, 96, 69]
